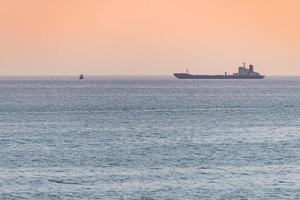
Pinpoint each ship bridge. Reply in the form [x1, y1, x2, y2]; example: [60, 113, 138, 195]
[238, 63, 261, 76]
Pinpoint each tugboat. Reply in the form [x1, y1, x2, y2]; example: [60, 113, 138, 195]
[79, 74, 84, 80]
[174, 63, 265, 79]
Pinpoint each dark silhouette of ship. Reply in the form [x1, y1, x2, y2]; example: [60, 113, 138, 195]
[174, 63, 265, 79]
[79, 74, 84, 80]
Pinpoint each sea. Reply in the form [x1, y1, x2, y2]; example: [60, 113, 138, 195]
[0, 76, 299, 200]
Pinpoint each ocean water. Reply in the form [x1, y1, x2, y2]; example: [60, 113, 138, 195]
[0, 76, 299, 199]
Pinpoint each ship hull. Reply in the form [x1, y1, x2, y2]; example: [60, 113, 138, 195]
[174, 73, 265, 79]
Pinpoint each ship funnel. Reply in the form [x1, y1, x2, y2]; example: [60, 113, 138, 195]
[249, 65, 254, 72]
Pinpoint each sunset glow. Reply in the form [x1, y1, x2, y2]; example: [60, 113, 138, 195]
[1, 0, 300, 75]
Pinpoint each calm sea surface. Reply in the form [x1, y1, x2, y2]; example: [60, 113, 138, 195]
[0, 76, 299, 199]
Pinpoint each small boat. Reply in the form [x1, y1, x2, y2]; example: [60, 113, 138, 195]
[79, 74, 84, 80]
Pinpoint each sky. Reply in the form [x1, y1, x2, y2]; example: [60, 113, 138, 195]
[0, 0, 300, 76]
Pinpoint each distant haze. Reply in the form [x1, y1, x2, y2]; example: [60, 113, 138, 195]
[1, 0, 300, 76]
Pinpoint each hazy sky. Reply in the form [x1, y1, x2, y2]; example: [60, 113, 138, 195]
[1, 0, 300, 75]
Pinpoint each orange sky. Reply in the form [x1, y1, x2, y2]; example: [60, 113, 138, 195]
[0, 0, 300, 75]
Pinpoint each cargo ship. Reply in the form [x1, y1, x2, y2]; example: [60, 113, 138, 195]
[174, 63, 265, 79]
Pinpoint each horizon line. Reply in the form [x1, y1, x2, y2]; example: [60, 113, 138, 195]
[0, 74, 300, 77]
